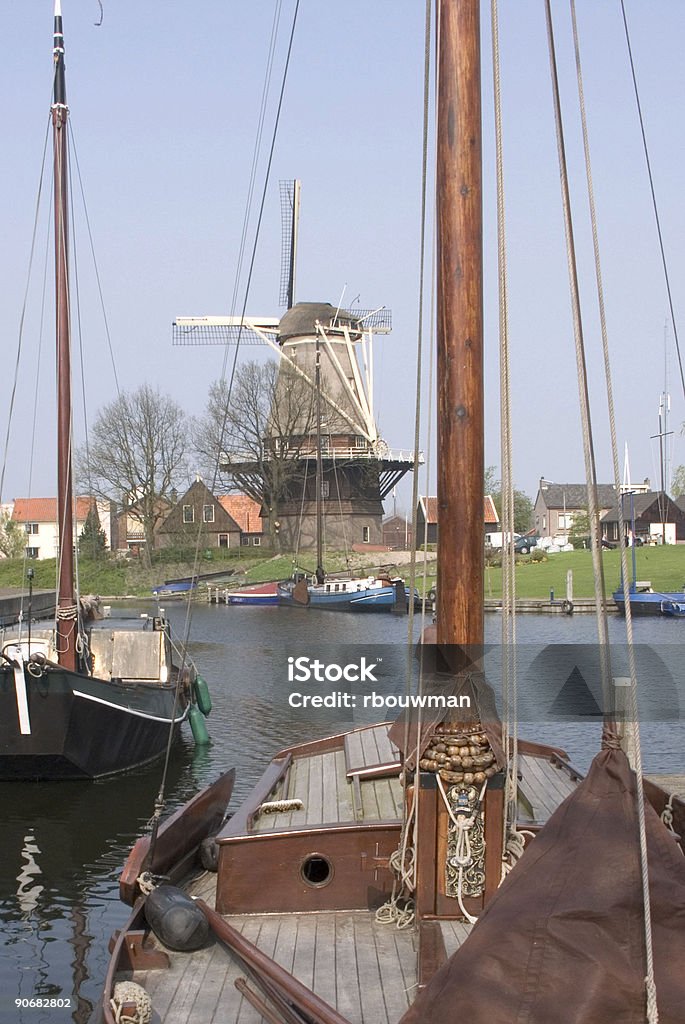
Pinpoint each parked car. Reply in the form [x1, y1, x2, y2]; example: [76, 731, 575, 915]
[514, 535, 538, 554]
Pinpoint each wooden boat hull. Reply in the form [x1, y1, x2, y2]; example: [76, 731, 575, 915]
[0, 664, 188, 780]
[100, 725, 593, 1024]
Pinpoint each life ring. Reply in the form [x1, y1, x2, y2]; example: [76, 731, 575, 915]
[562, 599, 574, 615]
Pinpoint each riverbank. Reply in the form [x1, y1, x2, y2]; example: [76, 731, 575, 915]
[0, 546, 682, 601]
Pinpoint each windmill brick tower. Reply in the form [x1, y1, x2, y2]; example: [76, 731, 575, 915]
[173, 181, 420, 551]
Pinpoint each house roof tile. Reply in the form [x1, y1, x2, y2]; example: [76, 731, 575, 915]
[12, 496, 94, 523]
[419, 495, 499, 525]
[537, 483, 616, 510]
[218, 494, 262, 533]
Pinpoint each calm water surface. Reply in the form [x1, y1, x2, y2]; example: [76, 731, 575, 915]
[1, 605, 683, 1022]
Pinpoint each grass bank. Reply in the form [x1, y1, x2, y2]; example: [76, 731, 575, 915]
[483, 546, 685, 600]
[1, 546, 683, 600]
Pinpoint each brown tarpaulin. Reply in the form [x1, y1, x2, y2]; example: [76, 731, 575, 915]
[400, 749, 685, 1024]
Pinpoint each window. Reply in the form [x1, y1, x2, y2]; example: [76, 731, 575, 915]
[362, 526, 370, 544]
[321, 481, 330, 499]
[203, 504, 215, 523]
[354, 435, 367, 449]
[25, 523, 39, 535]
[183, 505, 194, 524]
[252, 536, 261, 546]
[218, 533, 229, 548]
[241, 535, 250, 546]
[558, 513, 573, 530]
[25, 547, 39, 559]
[320, 434, 331, 453]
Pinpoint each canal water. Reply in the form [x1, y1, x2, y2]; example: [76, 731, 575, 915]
[1, 604, 683, 1023]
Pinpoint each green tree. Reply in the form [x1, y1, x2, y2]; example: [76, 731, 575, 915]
[485, 465, 534, 534]
[0, 511, 25, 559]
[78, 505, 108, 560]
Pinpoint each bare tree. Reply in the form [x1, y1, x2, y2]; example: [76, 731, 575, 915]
[79, 385, 189, 561]
[193, 360, 319, 549]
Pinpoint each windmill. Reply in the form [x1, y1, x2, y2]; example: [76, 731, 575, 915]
[173, 181, 420, 551]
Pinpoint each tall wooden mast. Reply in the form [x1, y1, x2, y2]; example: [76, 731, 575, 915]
[53, 0, 78, 671]
[436, 0, 483, 660]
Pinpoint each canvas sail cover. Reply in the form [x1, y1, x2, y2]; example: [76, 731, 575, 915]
[400, 748, 685, 1024]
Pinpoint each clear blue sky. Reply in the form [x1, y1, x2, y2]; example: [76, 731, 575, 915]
[2, 2, 684, 511]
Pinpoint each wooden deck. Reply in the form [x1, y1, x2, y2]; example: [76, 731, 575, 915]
[131, 876, 420, 1024]
[116, 727, 583, 1024]
[251, 727, 405, 835]
[516, 752, 578, 824]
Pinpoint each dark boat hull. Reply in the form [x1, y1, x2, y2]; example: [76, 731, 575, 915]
[0, 664, 187, 780]
[613, 590, 685, 617]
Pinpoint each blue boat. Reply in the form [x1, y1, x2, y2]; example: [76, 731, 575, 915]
[277, 574, 419, 612]
[613, 584, 685, 617]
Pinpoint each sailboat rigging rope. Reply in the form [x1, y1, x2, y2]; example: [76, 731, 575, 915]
[619, 1, 685, 404]
[490, 0, 520, 859]
[567, 4, 658, 1019]
[0, 119, 52, 508]
[543, 0, 614, 713]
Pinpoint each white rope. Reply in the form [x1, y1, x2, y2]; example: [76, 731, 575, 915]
[375, 793, 417, 929]
[490, 0, 520, 859]
[110, 981, 152, 1024]
[257, 798, 303, 815]
[436, 775, 487, 924]
[660, 794, 680, 839]
[567, 4, 658, 1019]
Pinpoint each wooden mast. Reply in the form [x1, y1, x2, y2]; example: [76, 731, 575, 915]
[411, 0, 503, 939]
[314, 335, 325, 582]
[436, 0, 483, 663]
[52, 0, 78, 671]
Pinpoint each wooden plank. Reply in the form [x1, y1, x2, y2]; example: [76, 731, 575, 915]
[418, 920, 447, 989]
[334, 914, 363, 1022]
[360, 773, 382, 821]
[345, 730, 365, 773]
[524, 755, 570, 817]
[439, 919, 472, 958]
[370, 923, 417, 1019]
[518, 755, 558, 820]
[291, 910, 316, 993]
[321, 751, 339, 824]
[219, 756, 291, 840]
[313, 915, 338, 1010]
[336, 749, 355, 821]
[360, 727, 381, 768]
[163, 943, 224, 1024]
[307, 752, 324, 825]
[352, 915, 389, 1024]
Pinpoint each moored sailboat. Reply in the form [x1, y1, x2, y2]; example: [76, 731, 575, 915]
[0, 2, 197, 781]
[102, 1, 685, 1021]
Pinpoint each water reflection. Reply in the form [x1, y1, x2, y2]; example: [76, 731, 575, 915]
[1, 603, 683, 1021]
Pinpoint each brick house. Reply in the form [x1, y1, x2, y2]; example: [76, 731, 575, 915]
[415, 495, 500, 547]
[218, 495, 265, 547]
[534, 480, 616, 539]
[156, 480, 241, 550]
